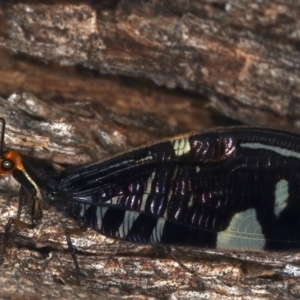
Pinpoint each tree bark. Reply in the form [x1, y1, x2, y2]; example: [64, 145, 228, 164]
[0, 1, 300, 299]
[0, 1, 300, 129]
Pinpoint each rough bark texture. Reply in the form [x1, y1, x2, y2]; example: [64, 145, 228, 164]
[0, 1, 300, 129]
[0, 1, 299, 299]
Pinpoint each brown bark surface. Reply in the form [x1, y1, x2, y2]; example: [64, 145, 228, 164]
[0, 1, 300, 129]
[0, 1, 299, 299]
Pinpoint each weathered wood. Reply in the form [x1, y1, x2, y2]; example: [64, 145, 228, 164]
[0, 1, 300, 299]
[0, 95, 300, 299]
[0, 1, 300, 129]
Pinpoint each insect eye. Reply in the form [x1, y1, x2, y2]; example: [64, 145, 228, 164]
[1, 159, 14, 171]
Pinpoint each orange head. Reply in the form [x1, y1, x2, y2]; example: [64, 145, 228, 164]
[0, 150, 24, 176]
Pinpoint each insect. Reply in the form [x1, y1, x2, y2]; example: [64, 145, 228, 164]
[1, 117, 300, 271]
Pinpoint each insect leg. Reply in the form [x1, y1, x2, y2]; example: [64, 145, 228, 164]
[0, 187, 37, 264]
[165, 245, 195, 274]
[0, 217, 36, 264]
[152, 244, 195, 273]
[65, 227, 87, 277]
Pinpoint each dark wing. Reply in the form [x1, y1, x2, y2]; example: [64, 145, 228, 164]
[57, 127, 300, 250]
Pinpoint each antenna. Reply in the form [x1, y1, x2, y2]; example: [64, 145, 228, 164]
[0, 117, 6, 156]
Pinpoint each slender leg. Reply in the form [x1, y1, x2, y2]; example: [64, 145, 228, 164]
[65, 227, 87, 277]
[17, 187, 25, 220]
[0, 187, 38, 265]
[0, 218, 36, 264]
[165, 245, 195, 273]
[31, 196, 43, 225]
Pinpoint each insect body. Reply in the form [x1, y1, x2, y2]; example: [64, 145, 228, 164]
[1, 119, 300, 260]
[57, 127, 300, 251]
